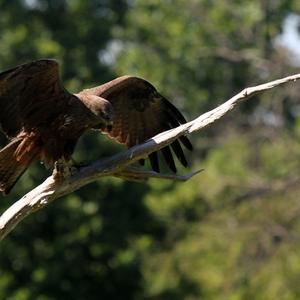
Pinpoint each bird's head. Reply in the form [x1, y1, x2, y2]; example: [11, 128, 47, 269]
[84, 95, 114, 129]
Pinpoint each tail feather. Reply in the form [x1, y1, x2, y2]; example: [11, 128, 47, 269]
[0, 138, 37, 194]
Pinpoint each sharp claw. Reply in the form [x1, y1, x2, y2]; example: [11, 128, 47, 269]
[53, 158, 78, 180]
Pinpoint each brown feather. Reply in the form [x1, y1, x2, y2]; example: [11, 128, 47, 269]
[0, 60, 72, 138]
[0, 138, 38, 194]
[82, 76, 193, 173]
[0, 59, 114, 193]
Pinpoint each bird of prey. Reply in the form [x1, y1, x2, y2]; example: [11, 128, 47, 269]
[0, 59, 192, 194]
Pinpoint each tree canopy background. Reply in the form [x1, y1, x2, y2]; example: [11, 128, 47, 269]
[1, 1, 300, 299]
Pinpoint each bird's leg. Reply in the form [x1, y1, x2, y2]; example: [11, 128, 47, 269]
[53, 158, 78, 181]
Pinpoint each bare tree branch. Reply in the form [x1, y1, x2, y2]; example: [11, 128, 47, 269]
[1, 73, 300, 240]
[115, 166, 204, 182]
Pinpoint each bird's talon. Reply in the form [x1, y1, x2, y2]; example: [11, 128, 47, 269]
[53, 159, 78, 180]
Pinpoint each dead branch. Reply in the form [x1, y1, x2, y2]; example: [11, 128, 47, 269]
[1, 73, 300, 240]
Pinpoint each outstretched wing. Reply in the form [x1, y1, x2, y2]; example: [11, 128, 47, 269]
[0, 59, 71, 138]
[82, 76, 193, 172]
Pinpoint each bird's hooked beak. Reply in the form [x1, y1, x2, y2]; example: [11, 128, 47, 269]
[100, 105, 114, 125]
[97, 100, 114, 130]
[86, 95, 114, 130]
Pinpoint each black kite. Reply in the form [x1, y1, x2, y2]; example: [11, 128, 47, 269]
[0, 59, 192, 194]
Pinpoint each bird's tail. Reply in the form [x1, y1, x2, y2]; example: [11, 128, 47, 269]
[0, 137, 38, 194]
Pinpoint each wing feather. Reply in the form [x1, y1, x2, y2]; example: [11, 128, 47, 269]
[149, 152, 159, 172]
[171, 140, 188, 167]
[161, 146, 177, 173]
[82, 76, 192, 172]
[0, 59, 71, 138]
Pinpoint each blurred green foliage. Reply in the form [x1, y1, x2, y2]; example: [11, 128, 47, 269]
[1, 0, 300, 299]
